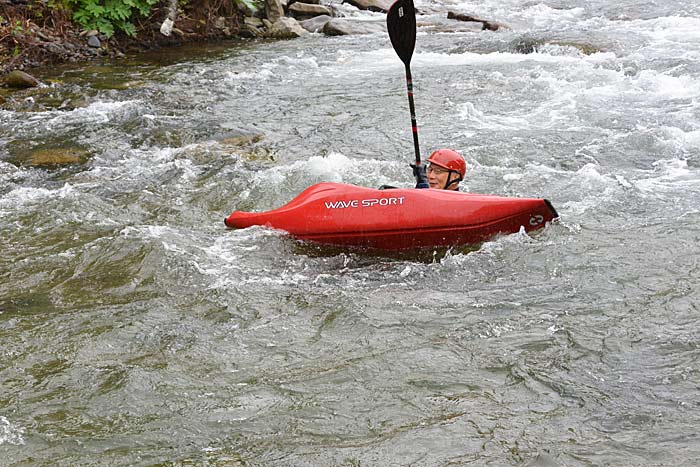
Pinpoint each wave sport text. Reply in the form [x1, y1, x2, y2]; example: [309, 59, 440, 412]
[324, 197, 406, 209]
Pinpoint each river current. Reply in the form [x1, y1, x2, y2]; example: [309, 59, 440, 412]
[1, 0, 699, 465]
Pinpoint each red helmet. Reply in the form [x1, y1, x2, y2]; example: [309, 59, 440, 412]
[427, 149, 466, 178]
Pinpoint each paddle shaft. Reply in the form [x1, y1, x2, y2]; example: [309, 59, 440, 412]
[404, 64, 421, 165]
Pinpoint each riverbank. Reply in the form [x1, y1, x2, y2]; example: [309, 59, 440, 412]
[0, 0, 249, 75]
[1, 0, 508, 83]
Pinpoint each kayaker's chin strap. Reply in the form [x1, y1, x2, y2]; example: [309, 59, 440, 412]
[444, 171, 463, 190]
[410, 163, 429, 188]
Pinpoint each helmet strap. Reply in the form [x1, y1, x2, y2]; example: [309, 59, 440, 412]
[444, 171, 463, 190]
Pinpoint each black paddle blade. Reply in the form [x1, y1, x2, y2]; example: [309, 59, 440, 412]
[387, 0, 417, 67]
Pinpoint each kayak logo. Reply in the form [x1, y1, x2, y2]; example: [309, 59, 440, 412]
[529, 214, 544, 226]
[324, 197, 406, 209]
[398, 6, 404, 17]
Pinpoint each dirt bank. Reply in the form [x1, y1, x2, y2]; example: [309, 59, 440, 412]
[0, 0, 244, 75]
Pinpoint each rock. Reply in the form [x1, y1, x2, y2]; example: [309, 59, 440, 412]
[265, 0, 285, 23]
[43, 42, 67, 56]
[218, 133, 264, 146]
[300, 15, 333, 33]
[292, 0, 320, 4]
[85, 29, 99, 37]
[28, 148, 89, 167]
[342, 0, 392, 13]
[262, 19, 273, 29]
[240, 23, 263, 38]
[87, 35, 101, 48]
[214, 16, 227, 30]
[323, 18, 386, 36]
[244, 16, 264, 28]
[3, 70, 41, 89]
[447, 11, 504, 31]
[512, 38, 601, 55]
[266, 17, 308, 39]
[288, 2, 333, 19]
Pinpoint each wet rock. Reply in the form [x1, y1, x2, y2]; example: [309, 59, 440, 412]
[3, 70, 41, 89]
[28, 148, 89, 167]
[323, 18, 386, 36]
[512, 37, 601, 55]
[87, 35, 101, 48]
[266, 17, 308, 39]
[447, 11, 505, 31]
[300, 15, 333, 33]
[288, 2, 333, 19]
[265, 0, 285, 23]
[342, 0, 392, 13]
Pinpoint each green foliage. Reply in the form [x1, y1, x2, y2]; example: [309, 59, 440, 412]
[11, 19, 26, 36]
[235, 0, 258, 12]
[64, 0, 158, 37]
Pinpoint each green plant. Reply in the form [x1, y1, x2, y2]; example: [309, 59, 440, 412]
[64, 0, 159, 37]
[235, 0, 257, 12]
[11, 19, 26, 36]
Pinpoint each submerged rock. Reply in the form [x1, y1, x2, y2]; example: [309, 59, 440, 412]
[3, 70, 41, 89]
[513, 37, 602, 55]
[28, 148, 90, 167]
[218, 133, 265, 146]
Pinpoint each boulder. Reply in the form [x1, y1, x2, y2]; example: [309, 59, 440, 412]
[323, 18, 386, 36]
[288, 3, 333, 19]
[265, 0, 285, 23]
[300, 15, 333, 33]
[266, 17, 308, 39]
[3, 70, 41, 89]
[342, 0, 392, 13]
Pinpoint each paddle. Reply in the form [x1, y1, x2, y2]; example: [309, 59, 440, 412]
[387, 0, 428, 188]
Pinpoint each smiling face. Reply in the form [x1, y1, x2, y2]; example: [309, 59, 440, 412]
[427, 163, 459, 190]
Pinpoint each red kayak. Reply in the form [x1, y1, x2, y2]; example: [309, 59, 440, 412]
[225, 183, 558, 251]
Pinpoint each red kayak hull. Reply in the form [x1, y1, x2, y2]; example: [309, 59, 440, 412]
[225, 183, 558, 250]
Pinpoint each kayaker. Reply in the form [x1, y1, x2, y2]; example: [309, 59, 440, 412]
[425, 148, 466, 190]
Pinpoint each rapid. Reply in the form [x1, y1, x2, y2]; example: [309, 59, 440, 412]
[1, 0, 699, 465]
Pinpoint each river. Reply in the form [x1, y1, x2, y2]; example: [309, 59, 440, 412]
[1, 0, 699, 465]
